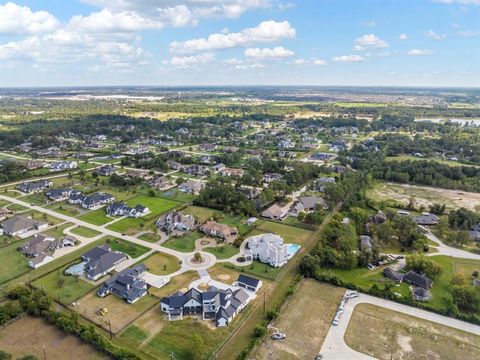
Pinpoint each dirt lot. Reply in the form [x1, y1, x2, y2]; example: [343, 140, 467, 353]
[0, 316, 107, 360]
[369, 182, 480, 210]
[253, 280, 345, 360]
[345, 303, 480, 360]
[72, 290, 159, 334]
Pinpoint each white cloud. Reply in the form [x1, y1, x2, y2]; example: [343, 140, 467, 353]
[223, 58, 244, 65]
[332, 55, 365, 63]
[425, 30, 447, 40]
[293, 58, 326, 65]
[0, 2, 60, 35]
[353, 34, 389, 51]
[312, 58, 327, 65]
[244, 46, 294, 59]
[399, 33, 408, 40]
[170, 20, 296, 53]
[457, 30, 480, 37]
[235, 62, 266, 70]
[431, 0, 480, 4]
[407, 49, 434, 56]
[170, 52, 215, 68]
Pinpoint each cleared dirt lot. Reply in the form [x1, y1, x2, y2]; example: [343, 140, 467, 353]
[0, 316, 107, 360]
[369, 182, 480, 210]
[345, 303, 480, 360]
[253, 280, 345, 360]
[72, 290, 159, 334]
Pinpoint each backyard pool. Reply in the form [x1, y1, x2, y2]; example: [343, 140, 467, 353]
[286, 243, 301, 258]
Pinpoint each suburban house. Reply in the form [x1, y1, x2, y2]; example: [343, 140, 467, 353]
[198, 143, 217, 152]
[403, 270, 433, 289]
[156, 211, 196, 233]
[0, 208, 13, 221]
[25, 160, 46, 170]
[261, 204, 287, 220]
[263, 173, 283, 183]
[469, 223, 480, 243]
[218, 167, 245, 177]
[45, 188, 81, 202]
[238, 187, 261, 200]
[19, 234, 75, 268]
[97, 264, 148, 304]
[16, 180, 52, 194]
[178, 181, 205, 195]
[367, 211, 387, 225]
[81, 245, 128, 280]
[97, 165, 116, 176]
[184, 164, 209, 177]
[125, 170, 151, 180]
[199, 221, 238, 240]
[412, 287, 431, 301]
[223, 146, 240, 153]
[160, 275, 260, 327]
[289, 196, 327, 216]
[1, 215, 48, 236]
[213, 163, 226, 172]
[106, 202, 149, 218]
[148, 176, 175, 191]
[69, 192, 115, 209]
[314, 177, 336, 192]
[383, 267, 404, 284]
[167, 160, 184, 171]
[49, 160, 78, 172]
[244, 233, 296, 268]
[235, 274, 263, 292]
[415, 213, 439, 226]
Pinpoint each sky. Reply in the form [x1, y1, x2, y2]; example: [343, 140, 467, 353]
[0, 0, 479, 87]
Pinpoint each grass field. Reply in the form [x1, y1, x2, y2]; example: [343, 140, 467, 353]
[253, 280, 345, 359]
[225, 261, 282, 281]
[138, 231, 162, 243]
[70, 225, 101, 238]
[0, 240, 31, 284]
[345, 303, 480, 360]
[73, 291, 159, 334]
[33, 267, 95, 304]
[41, 222, 72, 238]
[162, 231, 203, 252]
[105, 237, 150, 258]
[205, 244, 239, 259]
[143, 252, 181, 275]
[183, 206, 217, 223]
[249, 220, 313, 245]
[79, 208, 113, 226]
[48, 204, 80, 217]
[0, 316, 108, 360]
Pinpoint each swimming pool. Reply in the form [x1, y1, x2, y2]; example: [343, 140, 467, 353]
[286, 243, 301, 258]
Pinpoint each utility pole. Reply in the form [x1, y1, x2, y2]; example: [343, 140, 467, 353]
[108, 319, 113, 339]
[263, 292, 266, 314]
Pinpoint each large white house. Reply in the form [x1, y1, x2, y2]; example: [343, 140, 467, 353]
[244, 233, 299, 268]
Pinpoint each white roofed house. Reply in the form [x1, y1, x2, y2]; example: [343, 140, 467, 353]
[49, 160, 78, 172]
[156, 211, 196, 233]
[244, 233, 296, 268]
[106, 202, 149, 218]
[178, 180, 205, 195]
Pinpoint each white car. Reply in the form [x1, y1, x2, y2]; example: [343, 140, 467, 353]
[271, 332, 286, 340]
[345, 290, 359, 299]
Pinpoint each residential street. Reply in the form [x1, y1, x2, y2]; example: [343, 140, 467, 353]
[426, 230, 480, 260]
[320, 291, 480, 360]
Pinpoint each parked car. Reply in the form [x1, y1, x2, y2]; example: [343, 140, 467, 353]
[271, 332, 286, 340]
[314, 355, 324, 360]
[345, 290, 359, 299]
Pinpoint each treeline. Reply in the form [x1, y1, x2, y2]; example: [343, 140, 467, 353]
[373, 160, 480, 192]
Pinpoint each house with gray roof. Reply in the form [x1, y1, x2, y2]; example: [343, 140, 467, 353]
[106, 202, 149, 218]
[69, 192, 114, 209]
[1, 215, 48, 237]
[156, 211, 196, 233]
[469, 223, 480, 243]
[415, 213, 439, 226]
[97, 264, 148, 303]
[81, 245, 128, 280]
[45, 188, 81, 202]
[403, 270, 433, 289]
[16, 180, 52, 194]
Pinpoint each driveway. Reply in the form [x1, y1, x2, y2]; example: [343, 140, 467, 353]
[426, 230, 480, 260]
[320, 291, 480, 360]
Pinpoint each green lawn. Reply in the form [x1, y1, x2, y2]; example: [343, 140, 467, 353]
[105, 238, 150, 258]
[225, 261, 282, 281]
[6, 203, 28, 212]
[138, 232, 162, 243]
[142, 252, 181, 275]
[0, 199, 10, 207]
[79, 208, 112, 226]
[160, 189, 195, 203]
[41, 222, 72, 238]
[0, 241, 31, 285]
[69, 226, 101, 238]
[183, 206, 218, 223]
[205, 245, 240, 260]
[22, 192, 48, 206]
[162, 231, 202, 253]
[47, 204, 80, 217]
[32, 268, 95, 304]
[249, 220, 313, 245]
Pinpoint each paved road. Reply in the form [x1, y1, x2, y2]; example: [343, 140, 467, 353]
[426, 230, 480, 260]
[320, 291, 480, 360]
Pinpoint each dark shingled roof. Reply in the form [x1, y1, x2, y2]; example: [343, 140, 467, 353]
[404, 270, 433, 289]
[237, 274, 260, 288]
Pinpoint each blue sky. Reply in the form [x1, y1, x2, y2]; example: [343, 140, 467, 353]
[0, 0, 479, 87]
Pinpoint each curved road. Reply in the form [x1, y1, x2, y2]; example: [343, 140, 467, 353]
[320, 291, 480, 360]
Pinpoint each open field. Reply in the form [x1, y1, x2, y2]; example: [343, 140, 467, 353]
[70, 225, 101, 238]
[183, 205, 217, 223]
[79, 208, 113, 226]
[105, 237, 150, 258]
[368, 181, 480, 211]
[253, 280, 345, 360]
[142, 252, 181, 275]
[385, 155, 480, 168]
[73, 291, 159, 334]
[0, 316, 108, 360]
[32, 266, 95, 304]
[451, 258, 480, 279]
[345, 303, 480, 360]
[250, 220, 314, 245]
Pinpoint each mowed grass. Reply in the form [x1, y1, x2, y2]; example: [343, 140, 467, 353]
[107, 196, 181, 235]
[105, 237, 150, 258]
[143, 252, 181, 275]
[224, 261, 282, 281]
[79, 208, 113, 226]
[345, 303, 480, 360]
[162, 231, 203, 253]
[32, 268, 95, 304]
[253, 280, 345, 360]
[205, 244, 239, 259]
[183, 206, 217, 223]
[69, 225, 101, 238]
[0, 240, 31, 284]
[250, 220, 313, 245]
